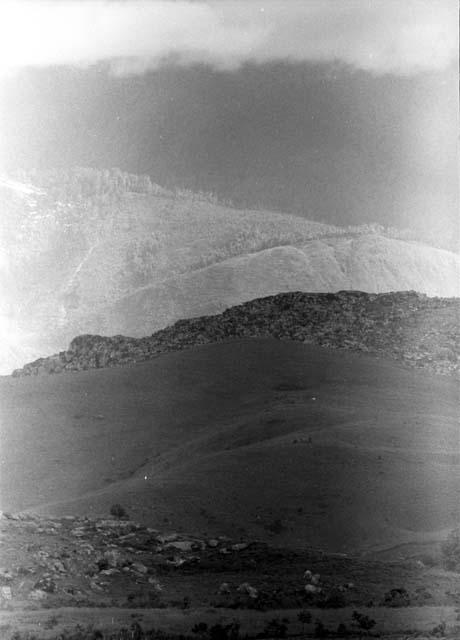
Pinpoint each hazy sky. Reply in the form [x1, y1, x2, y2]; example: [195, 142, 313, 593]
[0, 1, 458, 247]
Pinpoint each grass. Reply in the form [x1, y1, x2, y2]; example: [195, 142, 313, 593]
[1, 339, 458, 558]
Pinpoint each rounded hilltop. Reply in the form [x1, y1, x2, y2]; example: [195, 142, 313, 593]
[12, 290, 460, 378]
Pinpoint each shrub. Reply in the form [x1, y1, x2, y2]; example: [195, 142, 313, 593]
[382, 587, 410, 607]
[352, 611, 377, 631]
[125, 590, 161, 608]
[110, 503, 128, 519]
[430, 621, 447, 637]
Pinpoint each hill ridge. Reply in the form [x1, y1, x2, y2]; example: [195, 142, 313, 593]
[12, 290, 460, 377]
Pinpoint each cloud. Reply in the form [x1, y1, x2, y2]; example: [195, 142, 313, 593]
[0, 0, 457, 77]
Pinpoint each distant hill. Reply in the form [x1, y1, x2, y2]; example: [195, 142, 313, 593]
[1, 168, 459, 374]
[2, 339, 458, 556]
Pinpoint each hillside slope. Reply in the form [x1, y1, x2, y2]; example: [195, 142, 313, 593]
[1, 339, 459, 556]
[1, 168, 459, 374]
[100, 236, 459, 338]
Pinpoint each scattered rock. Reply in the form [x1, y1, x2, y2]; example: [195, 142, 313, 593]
[0, 569, 14, 582]
[305, 584, 321, 594]
[157, 533, 180, 543]
[237, 582, 258, 598]
[148, 577, 162, 591]
[99, 568, 119, 576]
[101, 549, 124, 569]
[29, 589, 48, 600]
[131, 562, 148, 574]
[89, 579, 104, 592]
[217, 582, 231, 595]
[33, 576, 56, 593]
[0, 586, 12, 600]
[165, 540, 195, 552]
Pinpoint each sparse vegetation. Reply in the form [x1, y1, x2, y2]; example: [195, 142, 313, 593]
[298, 609, 312, 632]
[263, 518, 285, 535]
[110, 503, 128, 519]
[260, 618, 289, 638]
[382, 587, 410, 607]
[442, 528, 460, 571]
[352, 610, 377, 632]
[125, 590, 162, 608]
[314, 619, 329, 638]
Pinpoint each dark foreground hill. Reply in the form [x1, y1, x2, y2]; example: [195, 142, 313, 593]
[13, 290, 460, 378]
[2, 339, 459, 559]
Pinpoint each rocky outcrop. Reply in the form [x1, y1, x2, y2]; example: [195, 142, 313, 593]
[12, 291, 460, 377]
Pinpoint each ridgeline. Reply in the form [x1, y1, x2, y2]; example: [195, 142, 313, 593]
[12, 291, 459, 378]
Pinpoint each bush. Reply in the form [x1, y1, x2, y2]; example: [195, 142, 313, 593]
[125, 590, 161, 608]
[352, 611, 376, 631]
[430, 621, 447, 637]
[382, 587, 410, 607]
[110, 503, 128, 519]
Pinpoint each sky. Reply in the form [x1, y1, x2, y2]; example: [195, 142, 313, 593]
[0, 0, 458, 248]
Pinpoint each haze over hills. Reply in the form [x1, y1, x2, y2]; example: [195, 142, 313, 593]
[1, 168, 459, 375]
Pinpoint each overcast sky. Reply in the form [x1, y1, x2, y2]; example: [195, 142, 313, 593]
[0, 1, 458, 248]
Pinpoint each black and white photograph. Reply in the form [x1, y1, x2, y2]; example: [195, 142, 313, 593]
[0, 1, 459, 638]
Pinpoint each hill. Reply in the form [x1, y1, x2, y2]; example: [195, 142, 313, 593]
[1, 168, 459, 374]
[13, 290, 460, 378]
[2, 339, 459, 559]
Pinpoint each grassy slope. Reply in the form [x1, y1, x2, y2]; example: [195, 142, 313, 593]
[1, 339, 458, 556]
[103, 236, 460, 336]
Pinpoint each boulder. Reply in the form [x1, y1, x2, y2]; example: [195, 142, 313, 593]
[29, 589, 48, 600]
[165, 540, 195, 552]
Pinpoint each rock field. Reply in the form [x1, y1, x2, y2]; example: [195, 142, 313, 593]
[1, 509, 459, 615]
